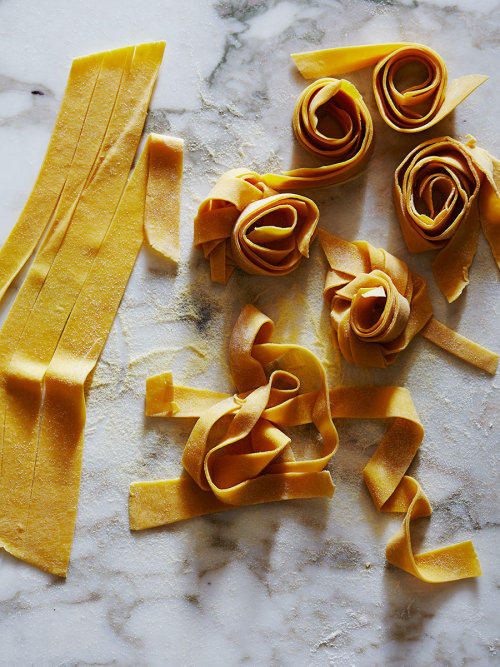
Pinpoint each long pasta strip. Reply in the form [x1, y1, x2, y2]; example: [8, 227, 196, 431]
[16, 134, 180, 576]
[0, 46, 137, 548]
[0, 52, 104, 301]
[0, 44, 167, 575]
[291, 43, 487, 133]
[130, 308, 480, 582]
[319, 229, 498, 373]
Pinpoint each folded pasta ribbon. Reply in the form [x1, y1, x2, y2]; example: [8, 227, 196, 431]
[292, 43, 487, 133]
[262, 77, 373, 190]
[319, 229, 498, 373]
[394, 136, 500, 301]
[194, 169, 319, 283]
[131, 304, 338, 524]
[131, 306, 481, 582]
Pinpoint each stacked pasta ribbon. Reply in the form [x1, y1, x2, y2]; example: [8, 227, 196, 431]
[394, 136, 500, 301]
[0, 44, 183, 576]
[130, 305, 481, 583]
[319, 229, 498, 374]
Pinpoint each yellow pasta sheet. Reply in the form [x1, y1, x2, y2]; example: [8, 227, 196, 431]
[0, 42, 183, 576]
[394, 136, 500, 301]
[319, 228, 498, 374]
[291, 43, 487, 133]
[130, 305, 481, 583]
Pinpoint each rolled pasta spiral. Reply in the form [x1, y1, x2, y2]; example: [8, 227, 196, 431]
[394, 136, 500, 301]
[373, 44, 449, 132]
[292, 42, 488, 133]
[321, 231, 432, 368]
[194, 169, 319, 283]
[320, 229, 498, 373]
[263, 78, 373, 189]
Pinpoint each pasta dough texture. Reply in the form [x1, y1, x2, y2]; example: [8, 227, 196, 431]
[291, 43, 487, 132]
[0, 44, 183, 576]
[319, 229, 498, 373]
[394, 136, 500, 301]
[131, 305, 481, 582]
[194, 169, 319, 283]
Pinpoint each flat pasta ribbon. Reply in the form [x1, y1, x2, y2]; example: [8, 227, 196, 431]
[131, 307, 481, 583]
[262, 77, 373, 190]
[319, 229, 498, 373]
[194, 169, 319, 283]
[394, 136, 500, 301]
[291, 43, 487, 133]
[0, 43, 183, 577]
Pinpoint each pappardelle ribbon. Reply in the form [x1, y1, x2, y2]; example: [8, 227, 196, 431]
[394, 136, 500, 301]
[292, 43, 488, 133]
[262, 77, 374, 190]
[130, 305, 481, 583]
[319, 229, 498, 374]
[0, 44, 183, 577]
[194, 169, 319, 283]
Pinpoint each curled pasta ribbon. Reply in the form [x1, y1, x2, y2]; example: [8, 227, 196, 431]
[292, 43, 487, 133]
[262, 77, 373, 189]
[320, 229, 498, 373]
[194, 169, 319, 283]
[131, 308, 481, 582]
[133, 303, 338, 520]
[394, 136, 500, 301]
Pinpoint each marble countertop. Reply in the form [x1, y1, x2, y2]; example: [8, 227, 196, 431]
[0, 0, 499, 665]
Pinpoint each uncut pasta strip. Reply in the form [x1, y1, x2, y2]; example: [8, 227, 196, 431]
[17, 134, 181, 576]
[0, 44, 165, 567]
[0, 46, 133, 412]
[0, 51, 103, 302]
[0, 46, 133, 543]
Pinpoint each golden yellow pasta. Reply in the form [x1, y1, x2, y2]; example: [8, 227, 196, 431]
[0, 51, 105, 303]
[194, 169, 319, 283]
[0, 42, 182, 577]
[292, 43, 487, 133]
[144, 136, 184, 265]
[319, 229, 498, 373]
[394, 136, 500, 301]
[262, 77, 373, 189]
[130, 305, 481, 582]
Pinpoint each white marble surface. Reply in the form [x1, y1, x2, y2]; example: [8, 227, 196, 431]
[0, 0, 499, 665]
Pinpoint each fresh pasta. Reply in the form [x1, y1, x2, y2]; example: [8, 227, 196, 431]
[130, 305, 481, 582]
[319, 229, 498, 373]
[291, 43, 487, 133]
[194, 169, 319, 283]
[394, 136, 500, 301]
